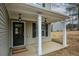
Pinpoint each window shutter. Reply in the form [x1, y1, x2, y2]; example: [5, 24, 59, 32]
[32, 23, 36, 38]
[46, 24, 48, 36]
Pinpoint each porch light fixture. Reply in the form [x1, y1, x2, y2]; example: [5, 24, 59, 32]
[17, 13, 22, 22]
[42, 17, 47, 24]
[44, 18, 47, 23]
[44, 18, 47, 27]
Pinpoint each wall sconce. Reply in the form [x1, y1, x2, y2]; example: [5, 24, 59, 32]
[17, 13, 22, 22]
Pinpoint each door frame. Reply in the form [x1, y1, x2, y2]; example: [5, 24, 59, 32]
[11, 20, 26, 48]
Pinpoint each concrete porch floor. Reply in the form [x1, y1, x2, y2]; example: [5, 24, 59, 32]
[13, 41, 65, 56]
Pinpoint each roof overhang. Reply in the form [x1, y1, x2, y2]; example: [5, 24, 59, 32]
[5, 3, 69, 23]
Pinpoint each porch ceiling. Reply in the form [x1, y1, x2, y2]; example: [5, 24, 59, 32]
[5, 3, 69, 23]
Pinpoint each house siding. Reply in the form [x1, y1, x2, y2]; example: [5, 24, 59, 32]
[25, 21, 51, 47]
[10, 20, 51, 49]
[0, 4, 9, 56]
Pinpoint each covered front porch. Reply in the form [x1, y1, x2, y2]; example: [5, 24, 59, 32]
[13, 41, 65, 56]
[5, 3, 69, 56]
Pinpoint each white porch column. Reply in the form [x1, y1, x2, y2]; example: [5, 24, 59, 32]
[63, 21, 67, 47]
[37, 14, 42, 56]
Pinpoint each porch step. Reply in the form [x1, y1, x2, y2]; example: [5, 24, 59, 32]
[12, 47, 28, 54]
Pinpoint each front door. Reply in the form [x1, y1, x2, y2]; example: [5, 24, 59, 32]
[13, 22, 24, 47]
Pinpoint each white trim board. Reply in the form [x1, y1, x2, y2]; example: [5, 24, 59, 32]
[11, 20, 26, 48]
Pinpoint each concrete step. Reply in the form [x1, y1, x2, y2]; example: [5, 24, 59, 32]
[12, 47, 27, 54]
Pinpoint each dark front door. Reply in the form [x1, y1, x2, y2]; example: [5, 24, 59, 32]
[13, 22, 24, 47]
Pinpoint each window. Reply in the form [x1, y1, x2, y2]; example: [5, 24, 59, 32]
[32, 23, 36, 38]
[42, 3, 45, 7]
[42, 23, 48, 36]
[32, 23, 48, 38]
[42, 23, 46, 36]
[46, 23, 48, 36]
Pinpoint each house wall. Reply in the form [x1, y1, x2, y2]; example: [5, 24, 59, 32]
[0, 4, 9, 56]
[29, 3, 51, 11]
[25, 21, 51, 46]
[44, 3, 51, 10]
[10, 20, 51, 48]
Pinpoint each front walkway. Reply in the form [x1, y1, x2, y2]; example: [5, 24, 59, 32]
[13, 41, 65, 56]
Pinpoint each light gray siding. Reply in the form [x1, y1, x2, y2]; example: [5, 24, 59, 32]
[0, 4, 9, 56]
